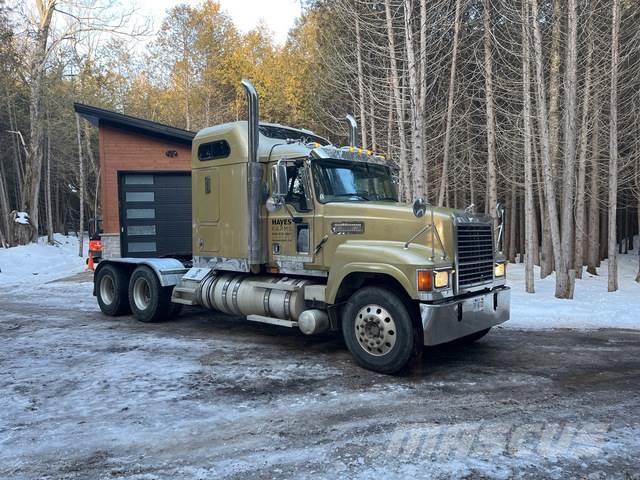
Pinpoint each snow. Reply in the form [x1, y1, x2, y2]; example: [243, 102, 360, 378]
[0, 234, 89, 287]
[506, 247, 640, 330]
[14, 211, 30, 225]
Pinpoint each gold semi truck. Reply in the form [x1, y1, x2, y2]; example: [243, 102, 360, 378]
[93, 80, 510, 374]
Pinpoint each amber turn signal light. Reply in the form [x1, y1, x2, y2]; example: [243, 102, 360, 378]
[417, 270, 433, 291]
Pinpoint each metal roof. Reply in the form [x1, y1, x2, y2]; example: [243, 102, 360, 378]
[73, 103, 196, 145]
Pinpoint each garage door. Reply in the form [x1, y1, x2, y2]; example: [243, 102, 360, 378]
[118, 172, 192, 258]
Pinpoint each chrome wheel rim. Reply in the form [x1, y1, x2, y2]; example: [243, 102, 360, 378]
[100, 275, 115, 305]
[133, 277, 152, 311]
[354, 304, 397, 356]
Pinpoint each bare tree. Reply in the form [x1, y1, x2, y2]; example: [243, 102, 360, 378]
[574, 11, 595, 279]
[559, 0, 579, 297]
[522, 0, 535, 293]
[437, 0, 463, 207]
[482, 0, 497, 218]
[75, 113, 84, 257]
[384, 0, 410, 201]
[530, 0, 568, 298]
[608, 0, 621, 292]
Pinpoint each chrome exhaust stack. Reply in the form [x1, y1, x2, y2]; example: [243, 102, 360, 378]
[241, 79, 264, 270]
[345, 114, 358, 147]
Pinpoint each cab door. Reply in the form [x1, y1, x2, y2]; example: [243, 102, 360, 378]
[267, 160, 317, 272]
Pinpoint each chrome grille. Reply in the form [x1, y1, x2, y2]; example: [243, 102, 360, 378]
[456, 223, 494, 288]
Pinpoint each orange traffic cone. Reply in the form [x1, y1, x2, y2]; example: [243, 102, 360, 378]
[87, 253, 95, 271]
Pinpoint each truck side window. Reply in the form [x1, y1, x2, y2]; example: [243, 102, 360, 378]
[285, 164, 310, 212]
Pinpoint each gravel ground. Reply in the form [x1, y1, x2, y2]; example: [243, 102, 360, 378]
[0, 278, 639, 479]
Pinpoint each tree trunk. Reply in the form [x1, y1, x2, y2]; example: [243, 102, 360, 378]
[368, 73, 376, 152]
[355, 14, 367, 149]
[575, 14, 594, 279]
[534, 130, 553, 277]
[547, 0, 563, 174]
[530, 0, 568, 298]
[45, 126, 54, 244]
[384, 0, 410, 201]
[22, 0, 57, 243]
[7, 96, 24, 197]
[483, 0, 498, 219]
[403, 0, 424, 200]
[437, 0, 463, 207]
[419, 0, 428, 201]
[0, 159, 10, 247]
[636, 179, 640, 282]
[76, 114, 85, 258]
[558, 0, 579, 297]
[587, 90, 601, 275]
[608, 0, 621, 292]
[508, 175, 517, 262]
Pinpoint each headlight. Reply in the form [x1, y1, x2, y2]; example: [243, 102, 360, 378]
[434, 270, 450, 289]
[417, 269, 451, 291]
[495, 262, 506, 278]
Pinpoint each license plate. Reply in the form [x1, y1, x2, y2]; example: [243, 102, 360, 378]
[472, 297, 484, 312]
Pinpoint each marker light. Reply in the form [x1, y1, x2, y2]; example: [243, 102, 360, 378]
[417, 270, 433, 291]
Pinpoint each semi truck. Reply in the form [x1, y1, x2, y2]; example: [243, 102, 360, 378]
[93, 80, 510, 374]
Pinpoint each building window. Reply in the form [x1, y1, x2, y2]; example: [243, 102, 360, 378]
[126, 191, 155, 202]
[128, 241, 157, 253]
[127, 225, 156, 236]
[198, 140, 230, 161]
[125, 174, 154, 185]
[126, 208, 155, 219]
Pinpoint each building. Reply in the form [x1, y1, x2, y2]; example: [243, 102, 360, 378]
[74, 103, 195, 260]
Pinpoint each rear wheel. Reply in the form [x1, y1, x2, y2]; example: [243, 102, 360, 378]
[342, 286, 419, 374]
[128, 266, 173, 323]
[96, 264, 131, 316]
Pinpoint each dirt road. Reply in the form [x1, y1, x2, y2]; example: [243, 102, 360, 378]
[1, 279, 639, 479]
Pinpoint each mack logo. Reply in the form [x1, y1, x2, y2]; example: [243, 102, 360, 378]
[271, 218, 293, 226]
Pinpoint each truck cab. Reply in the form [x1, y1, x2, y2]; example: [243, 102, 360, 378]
[93, 80, 510, 374]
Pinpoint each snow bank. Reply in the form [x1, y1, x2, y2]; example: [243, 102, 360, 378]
[0, 234, 89, 287]
[506, 248, 640, 330]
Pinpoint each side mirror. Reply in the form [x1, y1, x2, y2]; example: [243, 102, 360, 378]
[267, 161, 288, 212]
[412, 197, 428, 218]
[496, 202, 505, 223]
[495, 202, 505, 253]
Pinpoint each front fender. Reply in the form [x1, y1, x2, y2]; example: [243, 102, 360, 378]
[325, 240, 448, 303]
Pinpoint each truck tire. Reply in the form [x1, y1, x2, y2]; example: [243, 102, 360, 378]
[342, 286, 419, 374]
[96, 264, 131, 316]
[128, 266, 173, 323]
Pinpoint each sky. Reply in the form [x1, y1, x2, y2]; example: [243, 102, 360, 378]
[136, 0, 303, 45]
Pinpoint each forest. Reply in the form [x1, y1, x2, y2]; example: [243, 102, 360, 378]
[0, 0, 639, 299]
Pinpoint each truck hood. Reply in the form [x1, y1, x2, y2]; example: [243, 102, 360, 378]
[321, 201, 458, 260]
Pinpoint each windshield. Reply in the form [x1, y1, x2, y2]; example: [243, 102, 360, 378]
[312, 158, 398, 203]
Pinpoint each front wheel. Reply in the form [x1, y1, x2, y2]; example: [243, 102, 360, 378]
[128, 266, 173, 323]
[342, 286, 419, 374]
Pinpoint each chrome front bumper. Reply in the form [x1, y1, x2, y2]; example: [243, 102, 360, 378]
[419, 286, 510, 346]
